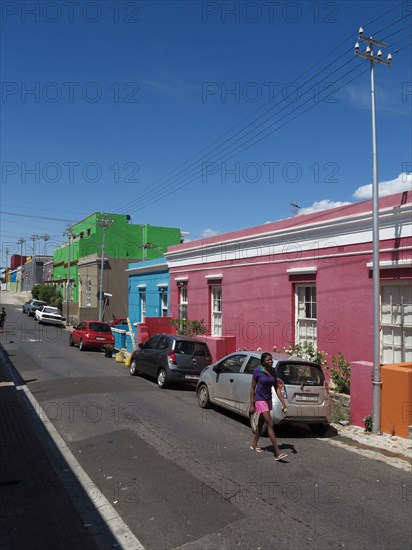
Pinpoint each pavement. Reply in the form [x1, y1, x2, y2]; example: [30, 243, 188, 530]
[0, 290, 411, 550]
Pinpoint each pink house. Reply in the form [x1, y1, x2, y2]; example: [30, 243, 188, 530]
[166, 191, 411, 365]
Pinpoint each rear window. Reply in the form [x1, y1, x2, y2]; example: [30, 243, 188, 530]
[44, 307, 59, 314]
[89, 323, 111, 332]
[277, 363, 325, 386]
[174, 340, 209, 356]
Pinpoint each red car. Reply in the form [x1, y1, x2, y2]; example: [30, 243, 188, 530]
[69, 320, 115, 357]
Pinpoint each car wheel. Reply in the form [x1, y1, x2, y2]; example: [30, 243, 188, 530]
[79, 339, 85, 351]
[129, 359, 139, 376]
[69, 335, 74, 347]
[309, 423, 330, 436]
[157, 368, 169, 389]
[249, 411, 268, 436]
[197, 384, 211, 408]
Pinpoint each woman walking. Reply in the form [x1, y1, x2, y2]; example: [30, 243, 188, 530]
[249, 352, 288, 461]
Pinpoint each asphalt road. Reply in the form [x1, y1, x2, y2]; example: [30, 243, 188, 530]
[1, 299, 411, 550]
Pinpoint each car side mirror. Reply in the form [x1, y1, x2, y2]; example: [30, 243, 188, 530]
[138, 342, 144, 349]
[212, 365, 221, 373]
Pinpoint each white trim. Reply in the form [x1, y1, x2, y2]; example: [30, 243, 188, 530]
[156, 283, 168, 288]
[169, 245, 412, 276]
[137, 284, 146, 289]
[366, 260, 412, 269]
[126, 262, 168, 273]
[175, 276, 188, 282]
[287, 267, 317, 274]
[166, 203, 412, 268]
[205, 274, 223, 279]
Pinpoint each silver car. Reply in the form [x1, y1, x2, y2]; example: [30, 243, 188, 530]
[196, 351, 333, 435]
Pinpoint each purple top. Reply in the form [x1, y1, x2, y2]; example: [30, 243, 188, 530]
[253, 367, 277, 401]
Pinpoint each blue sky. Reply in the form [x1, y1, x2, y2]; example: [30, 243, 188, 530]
[1, 0, 411, 263]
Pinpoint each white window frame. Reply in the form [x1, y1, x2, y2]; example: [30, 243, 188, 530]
[140, 291, 146, 322]
[381, 282, 411, 363]
[159, 288, 168, 317]
[85, 277, 91, 306]
[295, 284, 317, 346]
[211, 285, 222, 337]
[178, 285, 188, 320]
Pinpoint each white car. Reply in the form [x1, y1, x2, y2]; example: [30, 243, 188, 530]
[35, 306, 64, 326]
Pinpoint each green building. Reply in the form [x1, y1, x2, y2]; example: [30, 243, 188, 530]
[51, 212, 183, 324]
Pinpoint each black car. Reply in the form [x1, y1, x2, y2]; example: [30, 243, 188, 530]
[129, 334, 212, 388]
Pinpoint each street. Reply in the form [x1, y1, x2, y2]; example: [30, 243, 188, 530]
[1, 297, 411, 550]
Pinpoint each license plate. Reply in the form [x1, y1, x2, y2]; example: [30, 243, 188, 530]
[96, 337, 105, 341]
[295, 394, 318, 402]
[185, 375, 199, 380]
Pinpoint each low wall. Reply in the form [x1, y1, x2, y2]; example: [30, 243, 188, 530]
[350, 361, 373, 428]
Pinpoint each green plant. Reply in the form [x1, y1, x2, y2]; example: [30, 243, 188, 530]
[364, 415, 372, 432]
[169, 318, 207, 337]
[326, 352, 350, 394]
[30, 284, 63, 311]
[284, 341, 327, 366]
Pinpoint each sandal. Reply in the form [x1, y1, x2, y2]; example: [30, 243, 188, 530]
[274, 452, 288, 461]
[250, 446, 263, 453]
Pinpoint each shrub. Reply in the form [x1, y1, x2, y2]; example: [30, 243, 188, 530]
[30, 284, 63, 311]
[364, 415, 372, 432]
[284, 341, 328, 366]
[169, 318, 207, 337]
[326, 352, 350, 394]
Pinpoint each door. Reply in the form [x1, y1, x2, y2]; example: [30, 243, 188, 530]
[232, 355, 261, 417]
[213, 354, 247, 409]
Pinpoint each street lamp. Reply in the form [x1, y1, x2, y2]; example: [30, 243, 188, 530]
[355, 27, 392, 434]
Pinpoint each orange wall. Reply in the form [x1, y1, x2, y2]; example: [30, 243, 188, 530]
[381, 362, 412, 438]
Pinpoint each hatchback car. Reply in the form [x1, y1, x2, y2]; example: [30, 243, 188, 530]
[69, 320, 115, 357]
[35, 306, 64, 326]
[129, 334, 212, 388]
[196, 351, 332, 435]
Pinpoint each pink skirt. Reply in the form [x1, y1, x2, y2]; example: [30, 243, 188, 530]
[255, 400, 272, 414]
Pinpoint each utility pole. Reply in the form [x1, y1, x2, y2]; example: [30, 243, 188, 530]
[64, 228, 76, 325]
[355, 28, 392, 434]
[97, 215, 113, 321]
[17, 238, 26, 292]
[30, 234, 39, 289]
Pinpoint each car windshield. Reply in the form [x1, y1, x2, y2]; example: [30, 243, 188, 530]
[89, 323, 111, 332]
[277, 363, 325, 386]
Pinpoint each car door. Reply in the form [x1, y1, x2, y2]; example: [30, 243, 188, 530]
[231, 355, 261, 417]
[137, 335, 162, 376]
[213, 354, 248, 410]
[71, 322, 85, 345]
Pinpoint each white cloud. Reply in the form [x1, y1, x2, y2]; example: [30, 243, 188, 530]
[353, 172, 412, 199]
[299, 199, 352, 215]
[201, 228, 220, 238]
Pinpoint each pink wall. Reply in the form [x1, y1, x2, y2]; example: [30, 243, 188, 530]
[350, 361, 373, 427]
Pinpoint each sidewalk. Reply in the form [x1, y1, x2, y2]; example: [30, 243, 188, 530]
[0, 350, 101, 550]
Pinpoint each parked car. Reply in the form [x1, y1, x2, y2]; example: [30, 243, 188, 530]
[129, 334, 212, 388]
[196, 351, 332, 435]
[35, 306, 64, 326]
[69, 320, 115, 357]
[23, 299, 48, 316]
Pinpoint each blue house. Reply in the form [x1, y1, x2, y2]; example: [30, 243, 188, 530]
[127, 257, 170, 328]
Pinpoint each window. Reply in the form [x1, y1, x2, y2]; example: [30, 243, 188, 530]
[85, 277, 91, 306]
[140, 291, 146, 322]
[218, 354, 246, 373]
[211, 285, 222, 336]
[178, 285, 188, 320]
[296, 285, 317, 345]
[381, 284, 412, 363]
[143, 336, 160, 349]
[244, 356, 261, 374]
[157, 336, 170, 350]
[159, 288, 168, 317]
